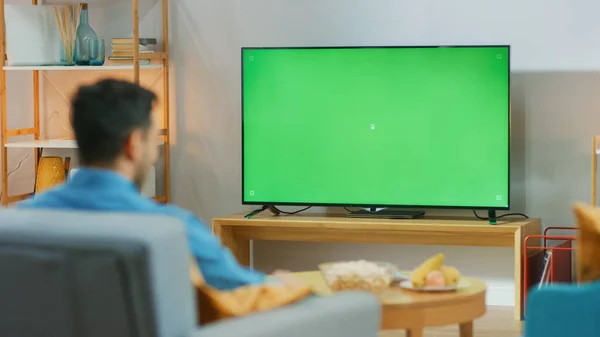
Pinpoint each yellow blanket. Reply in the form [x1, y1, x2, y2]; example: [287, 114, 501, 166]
[190, 258, 313, 324]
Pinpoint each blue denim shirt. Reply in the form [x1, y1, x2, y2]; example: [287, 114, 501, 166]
[18, 168, 266, 290]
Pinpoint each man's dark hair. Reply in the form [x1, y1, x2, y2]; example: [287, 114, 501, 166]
[71, 79, 157, 166]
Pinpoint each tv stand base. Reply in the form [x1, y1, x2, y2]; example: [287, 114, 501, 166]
[488, 210, 497, 225]
[244, 205, 280, 219]
[346, 208, 425, 219]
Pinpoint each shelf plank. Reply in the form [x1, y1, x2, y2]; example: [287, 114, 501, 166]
[3, 64, 163, 71]
[5, 139, 165, 149]
[153, 195, 167, 203]
[7, 193, 32, 203]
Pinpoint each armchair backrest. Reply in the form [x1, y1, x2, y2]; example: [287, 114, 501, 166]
[525, 282, 600, 337]
[0, 209, 196, 337]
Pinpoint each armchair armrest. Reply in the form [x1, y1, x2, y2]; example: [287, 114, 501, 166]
[191, 292, 380, 337]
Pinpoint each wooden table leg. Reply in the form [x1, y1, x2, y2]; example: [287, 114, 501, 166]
[227, 234, 250, 266]
[514, 230, 523, 320]
[459, 321, 473, 337]
[406, 328, 424, 337]
[212, 222, 251, 266]
[515, 220, 542, 321]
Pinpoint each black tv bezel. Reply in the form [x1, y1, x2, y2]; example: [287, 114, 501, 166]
[241, 45, 511, 211]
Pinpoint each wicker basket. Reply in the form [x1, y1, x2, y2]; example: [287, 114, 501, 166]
[35, 157, 66, 193]
[319, 261, 399, 293]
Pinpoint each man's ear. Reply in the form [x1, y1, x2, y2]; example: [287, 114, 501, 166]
[122, 133, 136, 161]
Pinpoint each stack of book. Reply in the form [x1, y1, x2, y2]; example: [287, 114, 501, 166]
[109, 37, 158, 65]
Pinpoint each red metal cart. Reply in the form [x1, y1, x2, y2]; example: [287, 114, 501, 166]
[522, 227, 578, 319]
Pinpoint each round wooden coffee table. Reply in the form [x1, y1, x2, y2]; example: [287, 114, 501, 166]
[294, 271, 487, 337]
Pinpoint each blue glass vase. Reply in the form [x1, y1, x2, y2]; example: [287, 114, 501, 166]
[88, 39, 105, 66]
[59, 40, 75, 66]
[74, 3, 97, 65]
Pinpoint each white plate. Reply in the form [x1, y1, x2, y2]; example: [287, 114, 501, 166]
[394, 272, 411, 280]
[399, 279, 470, 292]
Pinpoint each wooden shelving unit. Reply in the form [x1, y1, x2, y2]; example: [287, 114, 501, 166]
[0, 0, 171, 206]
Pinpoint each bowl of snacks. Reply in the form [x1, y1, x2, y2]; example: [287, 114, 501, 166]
[319, 260, 399, 292]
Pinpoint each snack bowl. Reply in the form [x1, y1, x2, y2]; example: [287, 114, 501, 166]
[319, 260, 399, 293]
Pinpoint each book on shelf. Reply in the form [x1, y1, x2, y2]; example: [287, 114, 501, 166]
[112, 37, 135, 44]
[112, 37, 157, 52]
[113, 50, 152, 55]
[112, 37, 157, 45]
[112, 50, 154, 59]
[108, 56, 151, 65]
[112, 44, 156, 52]
[112, 44, 135, 52]
[112, 44, 143, 51]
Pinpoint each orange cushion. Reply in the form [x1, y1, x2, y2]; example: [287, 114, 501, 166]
[573, 203, 600, 282]
[189, 257, 313, 324]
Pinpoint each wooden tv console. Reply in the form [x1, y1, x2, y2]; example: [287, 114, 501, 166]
[212, 212, 541, 320]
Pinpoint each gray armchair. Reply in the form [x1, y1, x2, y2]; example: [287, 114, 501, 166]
[0, 209, 380, 337]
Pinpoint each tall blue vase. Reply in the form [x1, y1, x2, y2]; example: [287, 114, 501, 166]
[59, 40, 75, 66]
[74, 3, 97, 65]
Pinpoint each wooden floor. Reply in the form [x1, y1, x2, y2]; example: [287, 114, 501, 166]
[379, 306, 522, 337]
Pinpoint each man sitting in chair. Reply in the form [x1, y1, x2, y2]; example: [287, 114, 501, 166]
[19, 79, 277, 290]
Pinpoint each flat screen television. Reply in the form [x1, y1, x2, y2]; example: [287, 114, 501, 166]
[242, 45, 510, 210]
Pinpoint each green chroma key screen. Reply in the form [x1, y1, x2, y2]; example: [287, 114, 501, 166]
[242, 46, 510, 208]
